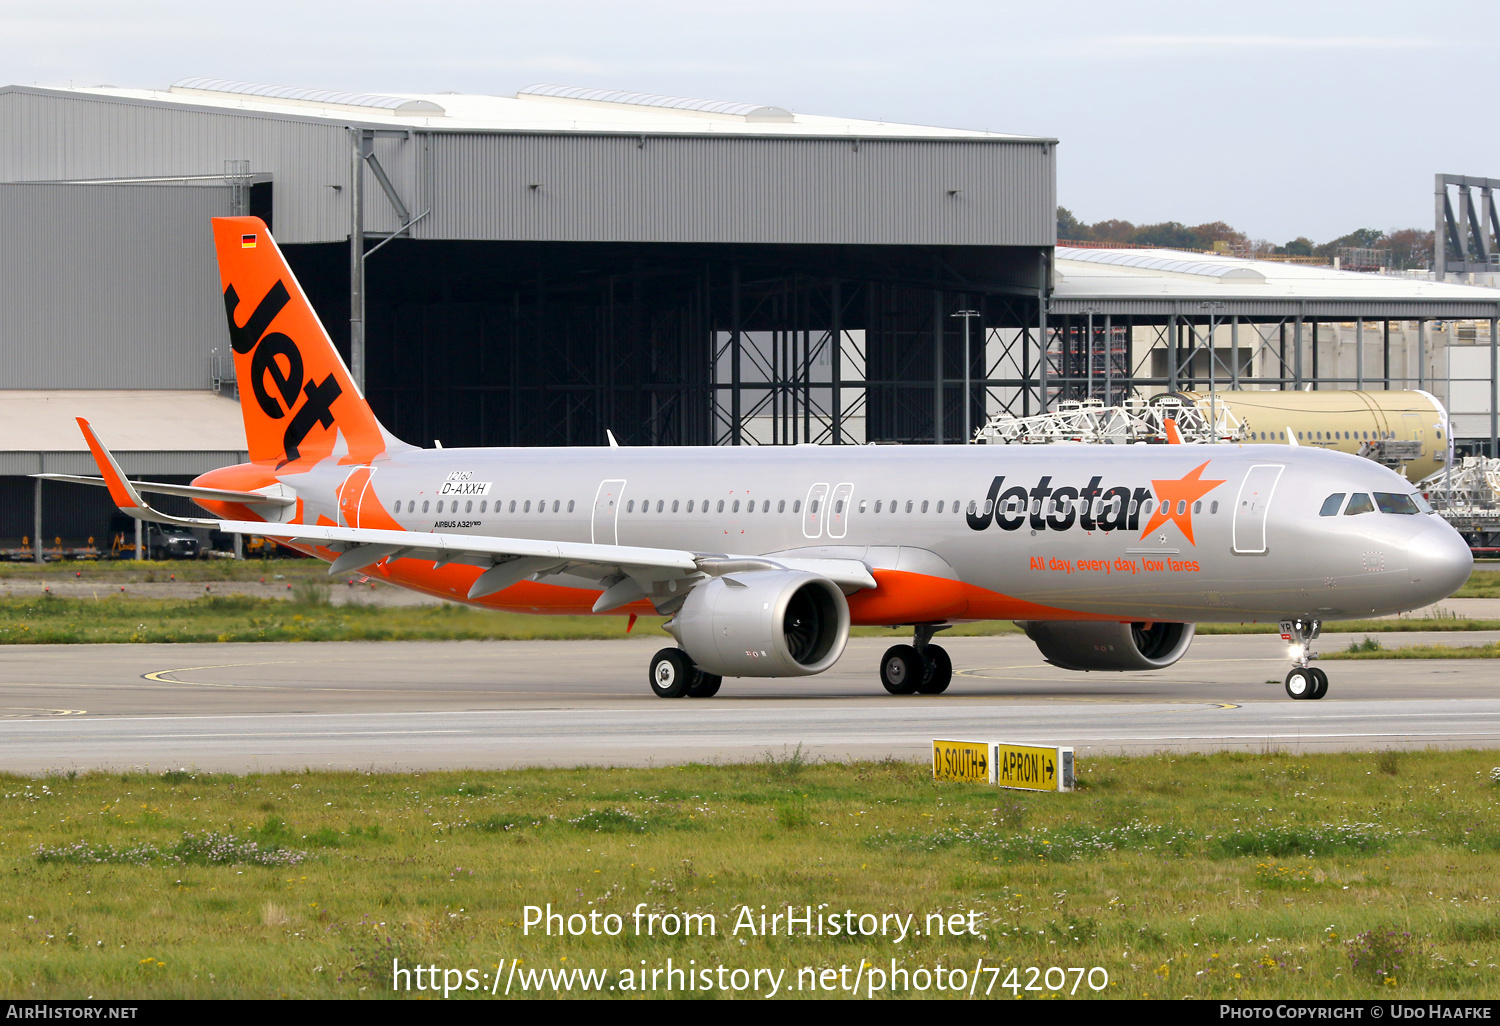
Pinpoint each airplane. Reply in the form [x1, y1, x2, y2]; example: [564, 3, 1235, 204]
[58, 216, 1474, 702]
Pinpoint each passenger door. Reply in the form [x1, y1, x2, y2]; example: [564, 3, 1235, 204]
[1232, 464, 1283, 555]
[803, 482, 831, 539]
[592, 479, 626, 545]
[338, 466, 375, 528]
[826, 482, 855, 539]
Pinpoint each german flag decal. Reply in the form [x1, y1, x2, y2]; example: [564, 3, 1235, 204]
[240, 234, 257, 249]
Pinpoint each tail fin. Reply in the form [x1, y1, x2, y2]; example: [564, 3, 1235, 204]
[212, 217, 397, 469]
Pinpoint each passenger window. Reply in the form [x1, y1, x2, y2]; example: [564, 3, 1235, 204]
[793, 500, 801, 513]
[1344, 493, 1374, 515]
[1176, 500, 1186, 515]
[967, 500, 977, 515]
[730, 500, 738, 512]
[778, 500, 786, 513]
[422, 500, 430, 513]
[655, 500, 662, 513]
[717, 500, 725, 513]
[568, 500, 575, 512]
[875, 500, 883, 513]
[920, 500, 929, 513]
[1209, 500, 1218, 514]
[1319, 493, 1346, 517]
[509, 500, 516, 513]
[481, 500, 488, 513]
[671, 500, 679, 513]
[465, 500, 473, 513]
[1374, 492, 1420, 515]
[835, 499, 844, 513]
[891, 500, 898, 514]
[936, 500, 944, 513]
[762, 500, 770, 513]
[985, 498, 996, 516]
[686, 500, 694, 512]
[525, 500, 532, 513]
[1128, 499, 1138, 516]
[905, 500, 913, 513]
[745, 500, 754, 514]
[1192, 501, 1200, 514]
[392, 501, 400, 514]
[810, 499, 818, 514]
[859, 499, 867, 513]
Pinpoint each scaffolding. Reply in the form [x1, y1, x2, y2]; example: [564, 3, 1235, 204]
[973, 394, 1245, 446]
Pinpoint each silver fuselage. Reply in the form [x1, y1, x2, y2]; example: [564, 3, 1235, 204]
[282, 441, 1471, 623]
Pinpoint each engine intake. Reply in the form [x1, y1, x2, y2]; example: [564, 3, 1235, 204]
[1020, 620, 1195, 671]
[667, 570, 849, 677]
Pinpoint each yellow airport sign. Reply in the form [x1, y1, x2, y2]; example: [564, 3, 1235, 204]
[932, 739, 991, 783]
[994, 743, 1074, 792]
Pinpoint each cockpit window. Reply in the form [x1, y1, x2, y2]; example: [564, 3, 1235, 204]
[1344, 492, 1374, 516]
[1374, 492, 1420, 515]
[1319, 493, 1346, 517]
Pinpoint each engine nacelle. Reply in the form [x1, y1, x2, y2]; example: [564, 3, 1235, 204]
[667, 570, 849, 677]
[1020, 620, 1195, 671]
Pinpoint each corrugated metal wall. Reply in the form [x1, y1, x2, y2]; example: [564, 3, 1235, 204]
[0, 182, 232, 388]
[0, 89, 1055, 248]
[422, 133, 1054, 246]
[0, 89, 349, 243]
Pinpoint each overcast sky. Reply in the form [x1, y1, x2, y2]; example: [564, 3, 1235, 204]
[2, 0, 1488, 244]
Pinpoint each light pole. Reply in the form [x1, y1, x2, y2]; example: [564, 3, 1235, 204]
[952, 309, 981, 442]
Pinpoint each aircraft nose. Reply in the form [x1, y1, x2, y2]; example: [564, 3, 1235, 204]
[1407, 520, 1473, 601]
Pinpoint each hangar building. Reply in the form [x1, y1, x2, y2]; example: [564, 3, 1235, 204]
[0, 79, 1057, 549]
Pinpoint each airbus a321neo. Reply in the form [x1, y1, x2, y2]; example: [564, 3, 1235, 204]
[61, 217, 1473, 701]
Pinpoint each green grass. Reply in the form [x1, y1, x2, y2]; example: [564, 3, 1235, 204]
[0, 564, 1496, 645]
[2, 750, 1500, 999]
[0, 594, 669, 643]
[0, 558, 322, 583]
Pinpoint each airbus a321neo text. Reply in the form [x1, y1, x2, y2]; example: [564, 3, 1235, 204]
[60, 217, 1472, 701]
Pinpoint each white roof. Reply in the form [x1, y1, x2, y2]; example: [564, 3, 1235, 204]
[1053, 247, 1500, 304]
[0, 391, 247, 452]
[57, 79, 1041, 141]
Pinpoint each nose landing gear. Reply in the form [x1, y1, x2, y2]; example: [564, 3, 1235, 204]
[1280, 618, 1328, 700]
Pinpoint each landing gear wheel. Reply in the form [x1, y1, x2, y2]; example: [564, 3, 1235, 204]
[1284, 667, 1315, 700]
[916, 644, 952, 694]
[1309, 667, 1328, 700]
[688, 672, 722, 698]
[649, 648, 695, 698]
[880, 644, 922, 695]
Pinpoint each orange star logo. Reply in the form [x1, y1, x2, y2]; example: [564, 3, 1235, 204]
[1139, 461, 1226, 546]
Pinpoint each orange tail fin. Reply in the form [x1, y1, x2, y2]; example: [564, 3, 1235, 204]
[212, 217, 396, 469]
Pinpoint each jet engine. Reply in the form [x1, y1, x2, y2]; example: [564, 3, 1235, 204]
[1020, 620, 1195, 671]
[667, 570, 849, 677]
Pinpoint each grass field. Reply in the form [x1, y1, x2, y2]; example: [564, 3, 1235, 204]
[1, 751, 1497, 999]
[0, 563, 1495, 646]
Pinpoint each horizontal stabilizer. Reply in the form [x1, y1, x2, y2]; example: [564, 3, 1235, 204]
[31, 473, 296, 507]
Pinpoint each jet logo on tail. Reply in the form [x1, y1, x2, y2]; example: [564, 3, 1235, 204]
[224, 281, 343, 467]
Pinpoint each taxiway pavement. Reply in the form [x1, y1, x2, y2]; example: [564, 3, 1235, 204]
[0, 633, 1497, 771]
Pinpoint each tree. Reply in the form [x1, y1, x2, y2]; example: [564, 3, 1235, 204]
[1384, 228, 1434, 270]
[1056, 207, 1089, 241]
[1284, 237, 1314, 257]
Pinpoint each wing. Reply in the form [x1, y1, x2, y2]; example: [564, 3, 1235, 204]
[75, 417, 875, 611]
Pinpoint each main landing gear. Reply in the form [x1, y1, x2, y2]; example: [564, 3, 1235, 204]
[880, 624, 953, 696]
[648, 648, 723, 699]
[1280, 618, 1328, 701]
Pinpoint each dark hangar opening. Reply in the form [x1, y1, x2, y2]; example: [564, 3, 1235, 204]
[285, 240, 1045, 450]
